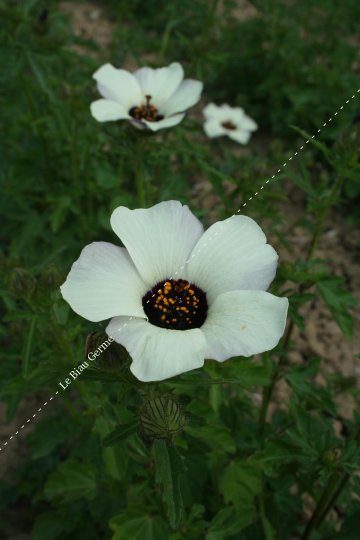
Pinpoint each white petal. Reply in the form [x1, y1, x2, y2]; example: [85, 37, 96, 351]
[110, 201, 204, 286]
[93, 63, 142, 110]
[228, 129, 252, 144]
[203, 119, 227, 138]
[203, 103, 223, 121]
[133, 62, 184, 108]
[162, 79, 203, 116]
[143, 113, 186, 131]
[232, 109, 258, 131]
[185, 215, 278, 303]
[60, 242, 147, 322]
[238, 114, 258, 131]
[106, 317, 206, 382]
[90, 99, 130, 122]
[220, 104, 241, 116]
[202, 290, 289, 361]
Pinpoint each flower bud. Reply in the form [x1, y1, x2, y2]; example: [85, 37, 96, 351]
[139, 395, 186, 442]
[85, 332, 139, 384]
[322, 448, 341, 466]
[39, 263, 63, 290]
[9, 268, 36, 299]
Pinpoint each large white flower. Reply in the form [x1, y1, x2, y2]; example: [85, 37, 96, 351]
[60, 201, 288, 382]
[90, 62, 203, 132]
[203, 103, 258, 144]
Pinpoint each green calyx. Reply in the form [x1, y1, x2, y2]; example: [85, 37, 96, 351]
[139, 395, 187, 442]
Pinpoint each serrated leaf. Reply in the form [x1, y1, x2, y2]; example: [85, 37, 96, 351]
[32, 510, 69, 540]
[285, 359, 336, 414]
[250, 440, 315, 476]
[44, 461, 97, 503]
[28, 415, 70, 459]
[185, 420, 235, 453]
[152, 440, 184, 530]
[210, 359, 271, 388]
[110, 506, 170, 540]
[290, 125, 331, 161]
[206, 506, 251, 540]
[219, 460, 261, 519]
[317, 277, 356, 338]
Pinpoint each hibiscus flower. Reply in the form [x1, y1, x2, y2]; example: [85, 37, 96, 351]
[203, 103, 258, 144]
[90, 62, 203, 131]
[60, 201, 288, 382]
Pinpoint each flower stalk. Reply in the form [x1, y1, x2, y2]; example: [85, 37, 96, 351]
[301, 470, 341, 540]
[135, 160, 146, 208]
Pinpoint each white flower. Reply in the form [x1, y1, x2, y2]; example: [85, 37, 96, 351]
[60, 201, 288, 382]
[203, 103, 258, 144]
[90, 62, 203, 132]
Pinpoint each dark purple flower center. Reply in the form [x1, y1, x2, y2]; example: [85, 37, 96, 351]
[129, 95, 164, 122]
[221, 120, 236, 130]
[142, 278, 208, 330]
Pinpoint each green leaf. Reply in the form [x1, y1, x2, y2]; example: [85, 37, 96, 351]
[185, 420, 235, 454]
[32, 510, 71, 540]
[75, 368, 123, 383]
[290, 125, 331, 161]
[285, 358, 336, 414]
[28, 415, 70, 459]
[102, 419, 139, 447]
[250, 440, 315, 476]
[317, 277, 356, 338]
[53, 301, 69, 326]
[336, 511, 360, 540]
[224, 359, 272, 388]
[206, 506, 251, 540]
[219, 460, 261, 522]
[22, 315, 37, 379]
[110, 506, 170, 540]
[25, 51, 55, 101]
[44, 461, 97, 504]
[152, 440, 184, 530]
[290, 166, 318, 197]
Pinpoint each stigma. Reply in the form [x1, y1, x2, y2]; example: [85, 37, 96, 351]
[142, 279, 208, 330]
[221, 120, 237, 130]
[129, 95, 164, 122]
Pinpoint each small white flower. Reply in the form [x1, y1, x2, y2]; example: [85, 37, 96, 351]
[90, 62, 203, 132]
[60, 201, 288, 382]
[203, 103, 258, 144]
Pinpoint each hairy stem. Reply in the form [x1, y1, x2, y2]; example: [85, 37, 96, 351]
[301, 471, 341, 540]
[313, 473, 349, 535]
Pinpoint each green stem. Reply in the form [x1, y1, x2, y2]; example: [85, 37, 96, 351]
[313, 473, 349, 533]
[258, 490, 274, 540]
[258, 174, 345, 430]
[302, 472, 341, 540]
[135, 160, 146, 208]
[202, 0, 220, 42]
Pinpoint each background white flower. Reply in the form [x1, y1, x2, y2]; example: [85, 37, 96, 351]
[203, 103, 258, 144]
[60, 201, 288, 382]
[90, 62, 203, 131]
